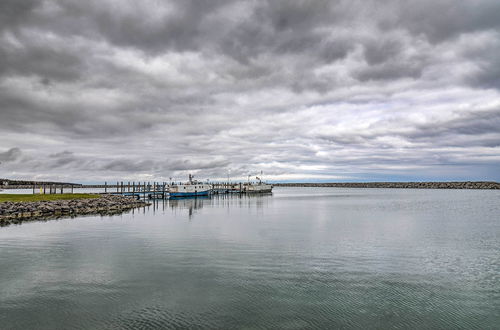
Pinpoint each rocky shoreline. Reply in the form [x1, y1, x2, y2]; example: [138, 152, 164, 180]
[274, 181, 500, 189]
[0, 195, 150, 226]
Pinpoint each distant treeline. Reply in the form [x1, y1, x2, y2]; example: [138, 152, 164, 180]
[274, 181, 500, 189]
[1, 179, 82, 188]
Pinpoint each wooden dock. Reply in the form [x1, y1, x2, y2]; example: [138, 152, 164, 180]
[104, 182, 169, 200]
[17, 181, 268, 199]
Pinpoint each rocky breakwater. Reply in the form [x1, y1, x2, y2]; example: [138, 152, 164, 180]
[275, 181, 500, 189]
[0, 195, 149, 226]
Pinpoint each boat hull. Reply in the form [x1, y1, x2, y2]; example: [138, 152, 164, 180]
[169, 190, 210, 197]
[247, 188, 272, 193]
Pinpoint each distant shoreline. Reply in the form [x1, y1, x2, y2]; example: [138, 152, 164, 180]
[274, 181, 500, 189]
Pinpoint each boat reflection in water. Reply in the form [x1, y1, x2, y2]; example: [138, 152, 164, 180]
[168, 195, 209, 219]
[159, 192, 273, 220]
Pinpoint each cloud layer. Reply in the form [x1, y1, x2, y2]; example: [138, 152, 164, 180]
[1, 0, 499, 182]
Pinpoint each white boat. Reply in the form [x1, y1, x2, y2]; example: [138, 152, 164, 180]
[245, 182, 273, 193]
[168, 174, 211, 197]
[244, 175, 273, 193]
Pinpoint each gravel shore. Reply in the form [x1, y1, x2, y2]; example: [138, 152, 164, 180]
[0, 195, 149, 226]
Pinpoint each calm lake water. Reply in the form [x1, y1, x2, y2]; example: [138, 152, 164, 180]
[1, 188, 499, 329]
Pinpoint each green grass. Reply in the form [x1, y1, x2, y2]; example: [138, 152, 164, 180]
[0, 193, 99, 203]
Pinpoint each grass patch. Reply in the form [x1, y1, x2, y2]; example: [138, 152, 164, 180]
[0, 193, 99, 203]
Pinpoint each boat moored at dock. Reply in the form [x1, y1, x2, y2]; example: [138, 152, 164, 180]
[244, 182, 273, 193]
[168, 175, 211, 197]
[243, 175, 273, 193]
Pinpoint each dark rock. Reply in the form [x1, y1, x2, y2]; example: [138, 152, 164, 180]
[0, 195, 150, 226]
[274, 181, 500, 189]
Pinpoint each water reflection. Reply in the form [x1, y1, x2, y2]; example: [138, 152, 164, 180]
[1, 188, 499, 330]
[148, 193, 274, 220]
[168, 196, 208, 219]
[209, 192, 272, 208]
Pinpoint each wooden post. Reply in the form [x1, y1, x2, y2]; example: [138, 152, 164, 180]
[60, 185, 63, 194]
[43, 184, 46, 194]
[121, 181, 123, 193]
[105, 182, 107, 193]
[32, 184, 35, 194]
[132, 182, 135, 192]
[116, 181, 119, 193]
[128, 181, 130, 192]
[71, 184, 74, 194]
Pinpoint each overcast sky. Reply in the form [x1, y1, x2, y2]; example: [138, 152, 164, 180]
[1, 0, 499, 183]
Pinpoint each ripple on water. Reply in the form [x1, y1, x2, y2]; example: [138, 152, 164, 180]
[1, 188, 499, 329]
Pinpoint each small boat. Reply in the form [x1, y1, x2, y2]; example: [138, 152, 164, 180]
[244, 175, 273, 193]
[168, 174, 211, 197]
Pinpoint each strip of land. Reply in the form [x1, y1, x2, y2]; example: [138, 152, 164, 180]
[1, 178, 81, 189]
[274, 181, 500, 189]
[0, 193, 98, 203]
[0, 194, 149, 226]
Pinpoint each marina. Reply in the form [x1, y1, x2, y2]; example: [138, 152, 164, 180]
[0, 175, 274, 200]
[1, 0, 498, 328]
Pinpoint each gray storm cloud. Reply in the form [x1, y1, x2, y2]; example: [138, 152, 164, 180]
[0, 0, 499, 182]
